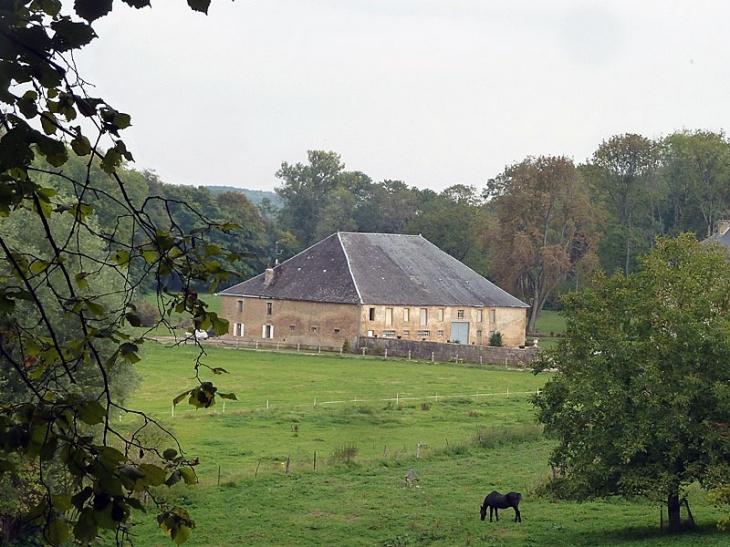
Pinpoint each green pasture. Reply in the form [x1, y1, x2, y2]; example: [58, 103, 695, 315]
[121, 342, 727, 546]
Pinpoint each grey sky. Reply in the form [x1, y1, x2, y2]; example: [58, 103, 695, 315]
[78, 1, 730, 192]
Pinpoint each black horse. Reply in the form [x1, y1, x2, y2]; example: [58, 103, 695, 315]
[480, 491, 522, 522]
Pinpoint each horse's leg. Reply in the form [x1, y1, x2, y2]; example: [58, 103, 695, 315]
[494, 507, 499, 521]
[514, 507, 521, 522]
[489, 506, 494, 522]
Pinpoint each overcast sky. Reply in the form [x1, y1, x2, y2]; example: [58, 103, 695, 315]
[77, 1, 730, 193]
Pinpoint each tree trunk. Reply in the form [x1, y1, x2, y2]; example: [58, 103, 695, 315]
[667, 492, 682, 533]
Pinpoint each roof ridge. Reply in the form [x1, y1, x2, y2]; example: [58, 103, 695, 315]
[338, 232, 363, 304]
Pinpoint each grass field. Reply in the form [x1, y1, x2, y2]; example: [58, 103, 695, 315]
[120, 341, 727, 547]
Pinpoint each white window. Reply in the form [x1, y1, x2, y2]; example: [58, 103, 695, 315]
[403, 329, 410, 337]
[262, 325, 274, 339]
[420, 308, 428, 326]
[367, 330, 375, 337]
[477, 309, 483, 322]
[403, 308, 409, 322]
[437, 308, 444, 321]
[383, 330, 396, 338]
[457, 309, 464, 319]
[437, 330, 444, 338]
[237, 300, 243, 313]
[234, 323, 243, 337]
[477, 329, 483, 338]
[385, 308, 393, 326]
[267, 302, 273, 315]
[490, 309, 496, 323]
[417, 330, 430, 338]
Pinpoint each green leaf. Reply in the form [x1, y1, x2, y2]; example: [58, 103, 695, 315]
[162, 448, 178, 461]
[73, 508, 98, 545]
[78, 400, 106, 425]
[173, 390, 191, 406]
[29, 259, 49, 274]
[113, 249, 131, 266]
[179, 467, 197, 485]
[219, 392, 238, 401]
[74, 96, 103, 117]
[51, 18, 97, 52]
[34, 133, 68, 166]
[165, 470, 181, 486]
[138, 463, 167, 486]
[71, 134, 91, 156]
[187, 0, 211, 14]
[126, 497, 146, 511]
[211, 314, 229, 336]
[17, 90, 39, 119]
[120, 342, 140, 364]
[74, 272, 89, 289]
[39, 111, 58, 135]
[210, 367, 228, 375]
[120, 465, 146, 482]
[74, 0, 113, 22]
[124, 311, 141, 327]
[86, 300, 105, 317]
[51, 494, 73, 512]
[48, 516, 71, 545]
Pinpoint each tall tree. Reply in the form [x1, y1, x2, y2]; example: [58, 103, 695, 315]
[404, 185, 486, 271]
[533, 234, 730, 532]
[275, 150, 347, 248]
[485, 156, 598, 333]
[585, 134, 661, 275]
[353, 179, 420, 234]
[0, 1, 238, 544]
[660, 130, 730, 238]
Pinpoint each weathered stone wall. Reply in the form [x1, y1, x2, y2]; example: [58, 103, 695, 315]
[356, 336, 540, 368]
[220, 296, 360, 350]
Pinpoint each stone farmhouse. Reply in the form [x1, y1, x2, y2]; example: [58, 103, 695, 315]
[218, 232, 529, 349]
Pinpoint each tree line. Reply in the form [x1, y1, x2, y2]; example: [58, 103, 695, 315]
[59, 130, 730, 334]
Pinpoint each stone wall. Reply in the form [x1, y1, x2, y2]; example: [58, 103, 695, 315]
[356, 336, 540, 368]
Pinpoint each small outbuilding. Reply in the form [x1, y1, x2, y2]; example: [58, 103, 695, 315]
[218, 232, 528, 349]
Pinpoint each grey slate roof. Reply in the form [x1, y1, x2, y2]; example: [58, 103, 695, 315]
[704, 230, 730, 249]
[219, 232, 528, 308]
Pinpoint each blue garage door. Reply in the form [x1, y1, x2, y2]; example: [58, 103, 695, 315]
[451, 322, 469, 345]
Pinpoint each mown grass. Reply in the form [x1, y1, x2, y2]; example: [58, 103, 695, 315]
[120, 334, 727, 546]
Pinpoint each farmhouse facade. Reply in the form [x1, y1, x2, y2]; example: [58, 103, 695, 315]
[218, 232, 529, 349]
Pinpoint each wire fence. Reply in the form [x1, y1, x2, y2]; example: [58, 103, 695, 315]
[170, 389, 542, 417]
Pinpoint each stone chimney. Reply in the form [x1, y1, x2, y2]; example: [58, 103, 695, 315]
[264, 267, 274, 285]
[716, 220, 730, 236]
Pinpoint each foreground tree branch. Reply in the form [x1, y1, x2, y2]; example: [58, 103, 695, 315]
[0, 1, 239, 545]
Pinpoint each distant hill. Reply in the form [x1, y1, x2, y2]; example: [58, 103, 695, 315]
[206, 186, 281, 207]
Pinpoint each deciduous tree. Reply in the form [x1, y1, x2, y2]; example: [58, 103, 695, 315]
[485, 156, 598, 333]
[533, 234, 730, 532]
[660, 130, 730, 238]
[1, 1, 238, 544]
[585, 134, 661, 275]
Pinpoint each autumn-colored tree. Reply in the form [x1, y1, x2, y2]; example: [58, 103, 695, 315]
[484, 156, 598, 333]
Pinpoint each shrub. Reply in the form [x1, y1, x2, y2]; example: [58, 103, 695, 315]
[488, 331, 503, 347]
[420, 402, 431, 411]
[131, 300, 161, 327]
[342, 339, 351, 353]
